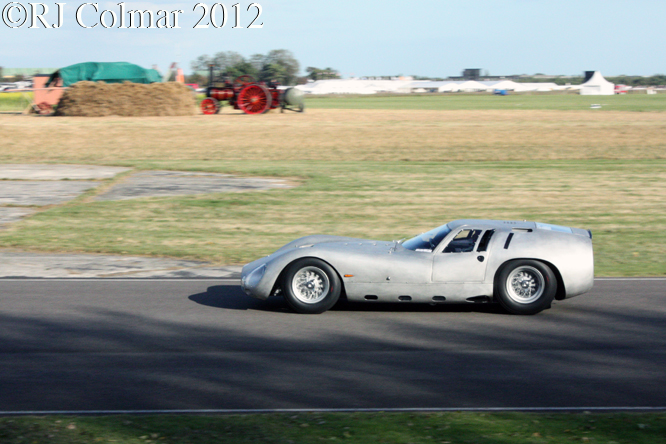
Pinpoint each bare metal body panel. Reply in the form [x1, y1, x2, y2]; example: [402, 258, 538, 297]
[240, 220, 594, 305]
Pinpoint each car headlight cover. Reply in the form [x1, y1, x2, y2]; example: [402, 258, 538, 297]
[245, 264, 266, 289]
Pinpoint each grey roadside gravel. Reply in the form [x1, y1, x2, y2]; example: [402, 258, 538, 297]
[0, 252, 242, 278]
[0, 164, 292, 277]
[0, 207, 36, 225]
[95, 170, 293, 201]
[0, 181, 101, 206]
[0, 164, 131, 180]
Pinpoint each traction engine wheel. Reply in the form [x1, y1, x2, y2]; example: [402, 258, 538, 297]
[200, 97, 220, 115]
[238, 84, 272, 115]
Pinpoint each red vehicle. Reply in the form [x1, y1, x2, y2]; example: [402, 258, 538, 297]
[200, 66, 304, 115]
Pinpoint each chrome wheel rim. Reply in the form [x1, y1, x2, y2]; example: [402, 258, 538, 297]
[506, 266, 544, 304]
[291, 266, 330, 304]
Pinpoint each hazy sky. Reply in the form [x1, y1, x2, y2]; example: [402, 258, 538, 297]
[2, 0, 664, 77]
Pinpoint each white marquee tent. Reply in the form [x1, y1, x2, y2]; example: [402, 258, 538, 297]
[297, 78, 415, 95]
[296, 78, 586, 95]
[579, 72, 614, 95]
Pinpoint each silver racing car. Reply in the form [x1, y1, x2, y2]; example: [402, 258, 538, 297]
[241, 219, 594, 315]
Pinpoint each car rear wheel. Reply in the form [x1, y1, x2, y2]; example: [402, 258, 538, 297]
[495, 260, 556, 315]
[282, 258, 341, 314]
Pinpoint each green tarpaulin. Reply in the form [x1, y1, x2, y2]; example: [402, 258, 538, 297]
[48, 62, 162, 87]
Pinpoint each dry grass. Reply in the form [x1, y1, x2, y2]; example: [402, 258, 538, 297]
[1, 109, 665, 163]
[0, 108, 665, 275]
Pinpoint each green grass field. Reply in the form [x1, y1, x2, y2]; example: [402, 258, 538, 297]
[0, 91, 32, 112]
[306, 93, 666, 112]
[1, 412, 665, 444]
[1, 159, 664, 276]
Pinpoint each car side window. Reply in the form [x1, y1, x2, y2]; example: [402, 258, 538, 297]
[477, 230, 495, 252]
[442, 229, 482, 253]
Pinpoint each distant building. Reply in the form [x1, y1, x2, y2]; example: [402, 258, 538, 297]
[2, 68, 58, 79]
[447, 69, 520, 81]
[462, 69, 481, 80]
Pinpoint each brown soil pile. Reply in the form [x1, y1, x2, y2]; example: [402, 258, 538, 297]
[54, 81, 197, 117]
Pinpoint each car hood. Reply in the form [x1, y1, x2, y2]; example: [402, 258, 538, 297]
[242, 235, 396, 275]
[275, 234, 388, 252]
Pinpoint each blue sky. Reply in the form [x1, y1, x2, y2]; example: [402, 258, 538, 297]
[2, 0, 665, 77]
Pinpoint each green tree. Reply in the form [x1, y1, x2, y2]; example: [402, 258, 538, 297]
[226, 60, 259, 81]
[260, 63, 287, 84]
[249, 54, 266, 73]
[190, 49, 302, 85]
[190, 51, 245, 73]
[306, 66, 340, 81]
[212, 51, 244, 72]
[190, 55, 211, 72]
[260, 49, 300, 85]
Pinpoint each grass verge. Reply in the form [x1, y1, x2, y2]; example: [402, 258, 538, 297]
[305, 93, 666, 112]
[0, 159, 664, 276]
[1, 412, 664, 444]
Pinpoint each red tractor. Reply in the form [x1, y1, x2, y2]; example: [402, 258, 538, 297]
[201, 67, 304, 115]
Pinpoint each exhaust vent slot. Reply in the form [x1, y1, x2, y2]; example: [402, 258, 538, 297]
[398, 295, 412, 301]
[432, 296, 446, 302]
[364, 295, 378, 301]
[503, 233, 514, 249]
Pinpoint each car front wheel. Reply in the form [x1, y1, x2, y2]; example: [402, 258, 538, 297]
[495, 260, 556, 315]
[282, 258, 341, 314]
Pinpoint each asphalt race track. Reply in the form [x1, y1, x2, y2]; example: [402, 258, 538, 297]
[1, 278, 665, 413]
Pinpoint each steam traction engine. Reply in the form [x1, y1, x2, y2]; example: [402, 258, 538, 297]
[201, 67, 304, 115]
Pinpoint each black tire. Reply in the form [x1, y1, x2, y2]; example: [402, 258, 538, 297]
[494, 260, 556, 315]
[281, 258, 341, 314]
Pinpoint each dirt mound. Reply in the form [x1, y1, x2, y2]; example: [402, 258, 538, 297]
[54, 81, 197, 117]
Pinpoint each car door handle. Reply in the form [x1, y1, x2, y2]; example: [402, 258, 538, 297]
[477, 256, 485, 262]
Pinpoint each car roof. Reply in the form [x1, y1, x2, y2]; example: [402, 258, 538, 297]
[447, 219, 536, 231]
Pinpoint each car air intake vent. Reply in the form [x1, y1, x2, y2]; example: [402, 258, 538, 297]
[398, 296, 412, 301]
[466, 296, 492, 304]
[432, 296, 446, 302]
[364, 295, 378, 300]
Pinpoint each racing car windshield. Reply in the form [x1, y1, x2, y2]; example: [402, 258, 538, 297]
[402, 224, 452, 252]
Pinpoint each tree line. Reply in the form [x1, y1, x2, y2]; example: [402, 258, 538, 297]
[189, 49, 339, 86]
[606, 75, 666, 87]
